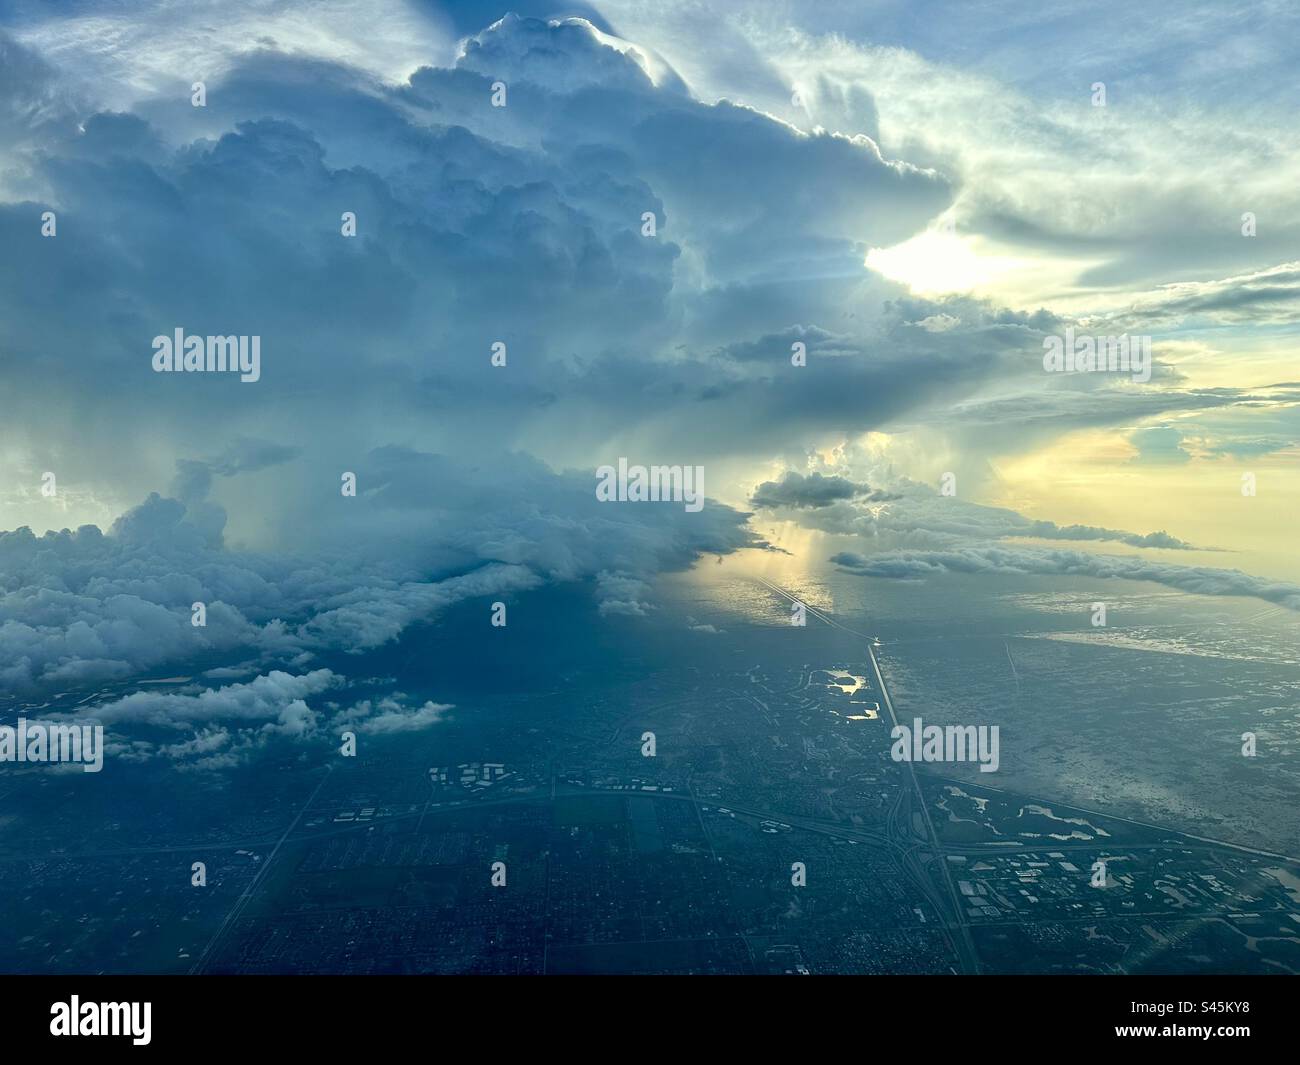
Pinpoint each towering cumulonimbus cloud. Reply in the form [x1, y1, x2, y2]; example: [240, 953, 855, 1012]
[2, 6, 1296, 766]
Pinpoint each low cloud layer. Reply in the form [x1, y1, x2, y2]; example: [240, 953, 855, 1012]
[74, 668, 453, 770]
[750, 470, 900, 509]
[774, 478, 1193, 551]
[1, 448, 760, 698]
[831, 545, 1300, 612]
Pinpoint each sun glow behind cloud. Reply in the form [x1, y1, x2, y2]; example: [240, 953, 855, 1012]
[865, 226, 1036, 298]
[863, 223, 1115, 311]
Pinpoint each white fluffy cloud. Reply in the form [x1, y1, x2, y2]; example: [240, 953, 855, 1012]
[74, 667, 452, 769]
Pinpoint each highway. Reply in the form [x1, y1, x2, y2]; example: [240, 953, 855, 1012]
[751, 574, 982, 973]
